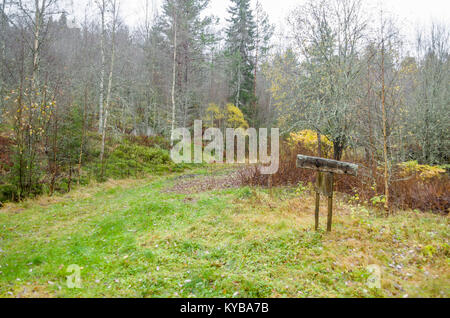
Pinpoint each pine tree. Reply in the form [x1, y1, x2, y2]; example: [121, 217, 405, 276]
[226, 0, 256, 119]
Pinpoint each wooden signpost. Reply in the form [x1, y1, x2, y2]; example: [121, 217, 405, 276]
[296, 155, 359, 232]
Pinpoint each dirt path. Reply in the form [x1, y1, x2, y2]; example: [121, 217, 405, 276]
[164, 169, 243, 194]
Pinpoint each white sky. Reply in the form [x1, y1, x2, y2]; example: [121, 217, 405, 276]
[69, 0, 450, 46]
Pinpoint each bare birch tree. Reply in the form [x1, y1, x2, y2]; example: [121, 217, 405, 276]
[96, 0, 106, 134]
[100, 0, 119, 178]
[170, 5, 177, 146]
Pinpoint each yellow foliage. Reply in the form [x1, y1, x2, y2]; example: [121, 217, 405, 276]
[399, 161, 446, 180]
[204, 103, 224, 128]
[226, 104, 248, 129]
[288, 130, 333, 157]
[204, 103, 249, 129]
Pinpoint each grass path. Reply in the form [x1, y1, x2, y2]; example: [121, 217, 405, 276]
[0, 168, 448, 298]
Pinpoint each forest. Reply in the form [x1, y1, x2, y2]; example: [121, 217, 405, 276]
[0, 0, 448, 299]
[0, 0, 448, 210]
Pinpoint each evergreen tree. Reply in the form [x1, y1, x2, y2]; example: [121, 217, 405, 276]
[226, 0, 256, 119]
[159, 0, 217, 129]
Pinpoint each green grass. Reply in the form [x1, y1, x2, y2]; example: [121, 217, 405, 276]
[0, 167, 448, 298]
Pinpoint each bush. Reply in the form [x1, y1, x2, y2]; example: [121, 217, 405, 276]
[237, 140, 317, 188]
[0, 184, 18, 203]
[101, 142, 184, 179]
[390, 166, 449, 213]
[0, 136, 13, 174]
[288, 130, 333, 158]
[399, 161, 446, 180]
[126, 135, 171, 151]
[203, 103, 249, 129]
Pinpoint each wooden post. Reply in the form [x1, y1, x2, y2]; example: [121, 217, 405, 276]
[327, 195, 333, 232]
[297, 155, 358, 232]
[268, 174, 273, 196]
[315, 191, 320, 231]
[326, 173, 334, 232]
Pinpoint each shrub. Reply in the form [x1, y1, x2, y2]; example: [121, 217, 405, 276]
[399, 161, 446, 180]
[237, 140, 317, 187]
[203, 103, 249, 129]
[0, 136, 13, 174]
[226, 104, 249, 129]
[288, 130, 333, 158]
[205, 103, 225, 128]
[126, 135, 171, 151]
[390, 172, 449, 214]
[101, 142, 184, 179]
[0, 184, 18, 203]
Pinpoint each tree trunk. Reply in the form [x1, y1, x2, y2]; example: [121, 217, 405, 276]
[253, 0, 261, 125]
[381, 34, 390, 212]
[100, 0, 118, 179]
[98, 0, 106, 134]
[367, 62, 377, 180]
[78, 85, 88, 184]
[235, 57, 241, 108]
[333, 139, 345, 161]
[0, 0, 7, 121]
[50, 97, 58, 196]
[32, 0, 44, 96]
[68, 158, 72, 193]
[170, 12, 177, 146]
[317, 132, 322, 157]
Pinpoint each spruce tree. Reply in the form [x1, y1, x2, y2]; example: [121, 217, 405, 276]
[226, 0, 256, 120]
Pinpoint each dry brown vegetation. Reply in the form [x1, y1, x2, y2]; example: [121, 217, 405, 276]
[0, 136, 12, 174]
[238, 142, 450, 214]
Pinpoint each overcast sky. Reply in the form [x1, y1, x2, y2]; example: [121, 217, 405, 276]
[69, 0, 450, 47]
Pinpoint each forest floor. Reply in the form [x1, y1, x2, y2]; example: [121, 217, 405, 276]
[0, 166, 448, 298]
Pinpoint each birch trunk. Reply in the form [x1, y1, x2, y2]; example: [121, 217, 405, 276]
[78, 85, 88, 184]
[381, 32, 390, 211]
[32, 0, 46, 98]
[100, 0, 118, 177]
[0, 0, 6, 120]
[170, 12, 177, 146]
[98, 0, 106, 134]
[367, 61, 377, 179]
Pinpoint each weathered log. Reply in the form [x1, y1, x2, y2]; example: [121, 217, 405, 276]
[296, 155, 359, 176]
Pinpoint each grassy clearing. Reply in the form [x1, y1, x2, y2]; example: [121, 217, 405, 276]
[0, 167, 448, 298]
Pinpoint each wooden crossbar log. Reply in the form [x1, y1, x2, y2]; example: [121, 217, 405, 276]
[296, 155, 359, 232]
[296, 155, 359, 176]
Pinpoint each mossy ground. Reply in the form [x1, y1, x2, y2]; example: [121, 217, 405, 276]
[0, 166, 448, 298]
